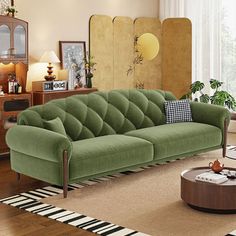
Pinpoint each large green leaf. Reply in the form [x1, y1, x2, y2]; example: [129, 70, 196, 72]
[210, 91, 227, 106]
[200, 94, 210, 103]
[209, 79, 223, 90]
[190, 81, 204, 94]
[211, 90, 236, 110]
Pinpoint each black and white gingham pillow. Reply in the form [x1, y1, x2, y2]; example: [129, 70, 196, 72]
[164, 99, 192, 124]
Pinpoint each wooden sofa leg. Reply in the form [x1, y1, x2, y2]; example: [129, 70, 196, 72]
[63, 150, 68, 198]
[16, 172, 20, 181]
[223, 118, 228, 158]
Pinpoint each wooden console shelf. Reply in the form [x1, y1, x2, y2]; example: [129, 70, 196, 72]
[32, 88, 98, 105]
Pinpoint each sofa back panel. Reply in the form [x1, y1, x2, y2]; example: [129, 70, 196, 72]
[18, 89, 176, 141]
[17, 106, 44, 128]
[43, 102, 67, 121]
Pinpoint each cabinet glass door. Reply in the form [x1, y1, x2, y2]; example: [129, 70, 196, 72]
[0, 24, 10, 59]
[14, 25, 26, 58]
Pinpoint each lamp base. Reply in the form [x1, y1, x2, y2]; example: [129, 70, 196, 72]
[44, 75, 56, 81]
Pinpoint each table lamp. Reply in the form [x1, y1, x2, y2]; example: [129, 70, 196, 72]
[40, 51, 60, 81]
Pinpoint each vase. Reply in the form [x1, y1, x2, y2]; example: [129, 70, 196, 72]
[86, 72, 93, 88]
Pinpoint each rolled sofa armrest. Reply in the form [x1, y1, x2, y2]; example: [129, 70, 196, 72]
[190, 102, 231, 130]
[6, 125, 72, 162]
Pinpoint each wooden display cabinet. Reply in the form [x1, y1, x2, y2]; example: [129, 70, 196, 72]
[0, 15, 28, 93]
[0, 15, 29, 155]
[0, 93, 32, 154]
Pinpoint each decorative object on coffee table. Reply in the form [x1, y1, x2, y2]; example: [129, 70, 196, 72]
[181, 167, 236, 213]
[195, 172, 228, 184]
[208, 159, 224, 173]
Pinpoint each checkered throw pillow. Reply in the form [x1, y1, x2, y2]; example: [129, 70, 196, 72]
[164, 99, 192, 124]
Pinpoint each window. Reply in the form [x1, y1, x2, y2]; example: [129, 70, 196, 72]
[221, 0, 236, 96]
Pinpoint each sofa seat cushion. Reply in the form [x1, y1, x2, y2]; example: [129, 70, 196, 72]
[125, 122, 222, 160]
[69, 135, 153, 180]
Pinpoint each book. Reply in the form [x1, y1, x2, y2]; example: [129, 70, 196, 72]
[195, 172, 228, 184]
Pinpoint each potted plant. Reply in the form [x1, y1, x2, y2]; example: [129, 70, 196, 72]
[5, 6, 17, 17]
[181, 79, 236, 110]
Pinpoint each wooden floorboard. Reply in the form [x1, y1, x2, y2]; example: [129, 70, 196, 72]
[0, 155, 95, 236]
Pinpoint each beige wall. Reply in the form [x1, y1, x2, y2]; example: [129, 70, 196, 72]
[15, 0, 159, 90]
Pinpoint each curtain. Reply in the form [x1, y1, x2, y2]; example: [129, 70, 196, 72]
[160, 0, 222, 94]
[159, 0, 185, 19]
[221, 0, 236, 96]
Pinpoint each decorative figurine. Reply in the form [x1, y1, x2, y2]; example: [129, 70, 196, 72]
[209, 159, 224, 173]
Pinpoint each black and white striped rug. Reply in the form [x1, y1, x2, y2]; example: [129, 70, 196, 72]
[0, 166, 159, 236]
[227, 231, 236, 236]
[226, 145, 236, 160]
[0, 186, 147, 235]
[1, 147, 236, 236]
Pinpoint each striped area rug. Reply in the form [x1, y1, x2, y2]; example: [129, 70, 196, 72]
[0, 166, 159, 236]
[1, 147, 236, 236]
[226, 145, 236, 160]
[227, 230, 236, 236]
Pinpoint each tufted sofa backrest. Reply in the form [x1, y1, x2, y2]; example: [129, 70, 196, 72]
[18, 89, 176, 141]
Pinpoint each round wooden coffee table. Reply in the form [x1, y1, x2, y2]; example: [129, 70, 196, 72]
[181, 167, 236, 213]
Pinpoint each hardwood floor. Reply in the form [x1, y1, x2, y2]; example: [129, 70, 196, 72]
[0, 155, 95, 236]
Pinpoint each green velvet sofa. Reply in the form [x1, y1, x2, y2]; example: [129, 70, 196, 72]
[6, 89, 230, 197]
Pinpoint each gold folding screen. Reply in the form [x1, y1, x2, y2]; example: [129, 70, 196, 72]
[90, 15, 114, 90]
[113, 17, 134, 89]
[134, 18, 162, 89]
[90, 15, 192, 98]
[162, 18, 192, 98]
[90, 15, 161, 91]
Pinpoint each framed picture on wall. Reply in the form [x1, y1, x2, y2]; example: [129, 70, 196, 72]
[59, 41, 86, 89]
